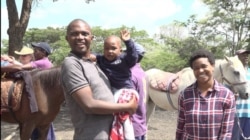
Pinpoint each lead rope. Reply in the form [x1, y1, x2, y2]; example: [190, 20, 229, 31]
[235, 113, 250, 140]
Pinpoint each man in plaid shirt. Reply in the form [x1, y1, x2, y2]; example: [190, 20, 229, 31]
[176, 49, 236, 140]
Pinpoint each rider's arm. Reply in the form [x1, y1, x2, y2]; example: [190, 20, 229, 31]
[20, 63, 34, 70]
[1, 64, 22, 72]
[1, 63, 34, 72]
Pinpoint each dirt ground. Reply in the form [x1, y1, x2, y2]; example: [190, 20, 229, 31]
[1, 105, 178, 140]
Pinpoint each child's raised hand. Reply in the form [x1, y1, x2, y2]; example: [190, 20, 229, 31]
[120, 29, 130, 41]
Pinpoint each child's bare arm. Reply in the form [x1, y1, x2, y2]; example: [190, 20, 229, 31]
[88, 54, 97, 62]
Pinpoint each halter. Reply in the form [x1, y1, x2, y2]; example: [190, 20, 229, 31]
[219, 65, 246, 98]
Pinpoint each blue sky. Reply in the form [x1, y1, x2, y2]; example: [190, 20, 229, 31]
[1, 0, 208, 40]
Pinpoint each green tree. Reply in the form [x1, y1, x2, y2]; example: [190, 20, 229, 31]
[201, 0, 249, 55]
[23, 27, 66, 44]
[154, 22, 187, 52]
[4, 0, 94, 58]
[23, 26, 152, 66]
[91, 26, 149, 53]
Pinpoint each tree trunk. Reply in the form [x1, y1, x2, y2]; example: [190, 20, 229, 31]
[8, 28, 25, 57]
[6, 0, 32, 58]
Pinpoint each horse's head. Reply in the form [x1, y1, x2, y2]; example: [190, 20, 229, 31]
[216, 56, 248, 99]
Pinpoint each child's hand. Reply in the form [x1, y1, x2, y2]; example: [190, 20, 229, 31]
[120, 29, 130, 41]
[88, 54, 97, 62]
[127, 95, 138, 115]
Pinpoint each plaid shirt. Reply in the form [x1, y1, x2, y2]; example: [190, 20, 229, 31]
[176, 80, 236, 140]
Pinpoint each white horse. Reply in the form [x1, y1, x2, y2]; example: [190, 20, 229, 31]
[145, 56, 248, 123]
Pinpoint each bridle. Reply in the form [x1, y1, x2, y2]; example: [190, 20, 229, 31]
[219, 65, 247, 98]
[220, 65, 250, 140]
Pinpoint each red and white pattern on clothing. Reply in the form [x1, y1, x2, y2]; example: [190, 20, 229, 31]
[110, 88, 139, 140]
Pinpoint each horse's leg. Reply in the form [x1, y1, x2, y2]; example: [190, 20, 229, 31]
[37, 124, 51, 140]
[146, 97, 156, 124]
[19, 122, 36, 140]
[145, 97, 156, 140]
[19, 124, 22, 138]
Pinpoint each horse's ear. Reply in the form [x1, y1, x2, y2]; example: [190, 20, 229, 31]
[224, 55, 229, 60]
[224, 55, 233, 65]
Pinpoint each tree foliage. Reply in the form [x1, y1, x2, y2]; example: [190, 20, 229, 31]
[23, 26, 153, 67]
[157, 0, 250, 60]
[201, 0, 250, 55]
[3, 0, 249, 71]
[5, 0, 94, 58]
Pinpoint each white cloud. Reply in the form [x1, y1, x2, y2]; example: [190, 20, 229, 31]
[191, 0, 208, 19]
[1, 0, 198, 39]
[191, 0, 205, 11]
[29, 0, 182, 37]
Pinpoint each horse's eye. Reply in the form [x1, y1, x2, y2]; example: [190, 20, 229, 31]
[234, 71, 240, 76]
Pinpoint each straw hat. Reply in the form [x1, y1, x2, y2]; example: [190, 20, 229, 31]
[14, 46, 34, 55]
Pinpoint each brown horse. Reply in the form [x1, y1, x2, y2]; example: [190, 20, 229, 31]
[1, 66, 64, 140]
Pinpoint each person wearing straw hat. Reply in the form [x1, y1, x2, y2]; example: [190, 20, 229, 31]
[14, 46, 34, 65]
[1, 55, 22, 66]
[1, 46, 33, 71]
[2, 43, 55, 140]
[1, 42, 53, 72]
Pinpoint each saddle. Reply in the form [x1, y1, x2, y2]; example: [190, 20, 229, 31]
[1, 78, 24, 113]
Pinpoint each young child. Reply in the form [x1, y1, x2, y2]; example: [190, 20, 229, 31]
[90, 29, 139, 139]
[96, 30, 138, 91]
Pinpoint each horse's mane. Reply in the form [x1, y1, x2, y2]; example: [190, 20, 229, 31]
[31, 66, 61, 89]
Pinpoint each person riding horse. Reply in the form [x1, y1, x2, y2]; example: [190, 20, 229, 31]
[1, 42, 55, 140]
